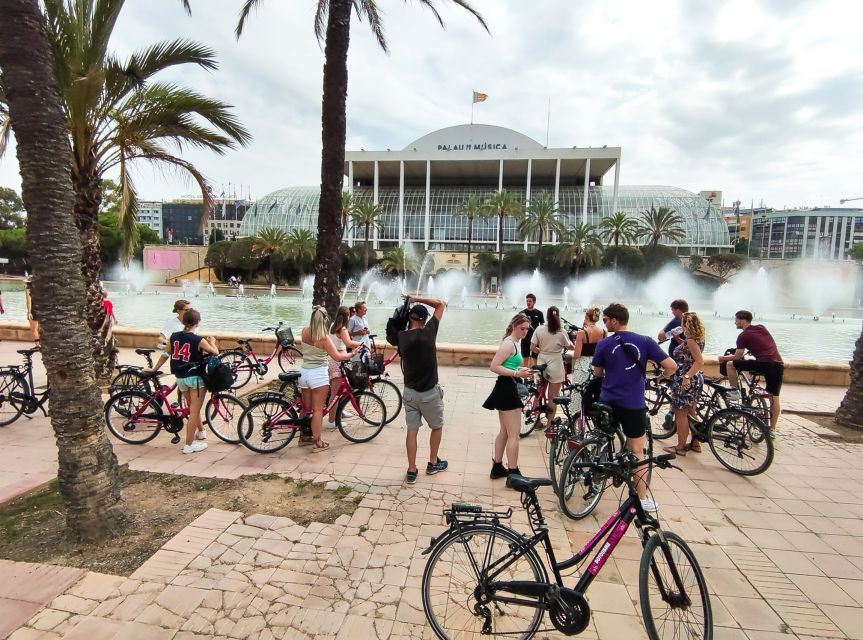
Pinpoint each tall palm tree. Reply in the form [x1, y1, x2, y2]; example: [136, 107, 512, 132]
[341, 191, 356, 240]
[836, 326, 863, 430]
[253, 227, 289, 284]
[0, 0, 251, 382]
[483, 190, 523, 288]
[0, 0, 124, 541]
[638, 205, 686, 249]
[456, 194, 486, 278]
[519, 191, 566, 269]
[350, 201, 386, 272]
[236, 0, 488, 317]
[284, 228, 317, 285]
[555, 221, 604, 278]
[599, 211, 640, 271]
[379, 246, 420, 280]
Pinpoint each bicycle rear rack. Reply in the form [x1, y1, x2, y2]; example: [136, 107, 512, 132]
[444, 503, 512, 525]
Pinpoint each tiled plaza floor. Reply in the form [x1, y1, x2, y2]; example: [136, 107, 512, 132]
[0, 341, 861, 639]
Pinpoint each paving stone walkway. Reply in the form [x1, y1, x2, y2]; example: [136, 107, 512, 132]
[1, 341, 861, 639]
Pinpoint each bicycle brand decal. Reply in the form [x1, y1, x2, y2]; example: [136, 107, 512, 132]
[588, 519, 629, 575]
[579, 508, 620, 556]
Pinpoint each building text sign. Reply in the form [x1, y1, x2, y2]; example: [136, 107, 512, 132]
[437, 142, 509, 151]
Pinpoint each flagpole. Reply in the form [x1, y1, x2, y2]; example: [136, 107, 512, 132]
[471, 97, 474, 125]
[546, 97, 551, 147]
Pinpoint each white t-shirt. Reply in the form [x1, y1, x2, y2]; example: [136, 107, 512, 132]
[347, 315, 370, 348]
[160, 317, 184, 347]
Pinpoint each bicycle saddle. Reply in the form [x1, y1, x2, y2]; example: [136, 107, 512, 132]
[532, 363, 548, 372]
[135, 348, 155, 355]
[506, 475, 553, 493]
[278, 372, 302, 383]
[236, 339, 250, 345]
[16, 348, 39, 356]
[552, 396, 571, 406]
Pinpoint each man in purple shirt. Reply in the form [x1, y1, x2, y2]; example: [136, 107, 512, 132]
[592, 303, 677, 512]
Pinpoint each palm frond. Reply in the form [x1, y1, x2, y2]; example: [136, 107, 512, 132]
[443, 0, 489, 32]
[313, 0, 328, 42]
[0, 101, 10, 159]
[126, 40, 218, 83]
[355, 0, 388, 51]
[118, 154, 140, 265]
[236, 0, 265, 38]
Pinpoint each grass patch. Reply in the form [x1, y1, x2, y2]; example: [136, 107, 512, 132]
[0, 467, 358, 576]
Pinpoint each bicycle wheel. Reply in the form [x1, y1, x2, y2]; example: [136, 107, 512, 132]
[707, 408, 773, 476]
[237, 396, 298, 453]
[277, 345, 303, 372]
[367, 377, 402, 425]
[639, 530, 713, 640]
[109, 369, 150, 396]
[336, 391, 386, 443]
[520, 389, 541, 437]
[217, 350, 253, 389]
[744, 392, 770, 427]
[104, 390, 163, 444]
[645, 383, 676, 441]
[204, 393, 246, 444]
[0, 371, 27, 426]
[696, 384, 727, 423]
[548, 432, 573, 493]
[422, 524, 547, 640]
[559, 438, 610, 520]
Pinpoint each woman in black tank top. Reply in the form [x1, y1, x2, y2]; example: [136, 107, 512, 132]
[571, 306, 606, 383]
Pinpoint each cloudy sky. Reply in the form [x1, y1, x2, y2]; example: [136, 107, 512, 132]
[2, 0, 862, 208]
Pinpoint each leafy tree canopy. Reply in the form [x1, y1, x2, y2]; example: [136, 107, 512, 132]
[849, 243, 863, 261]
[0, 186, 25, 229]
[707, 253, 748, 281]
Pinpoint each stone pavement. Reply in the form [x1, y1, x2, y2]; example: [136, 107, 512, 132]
[1, 341, 862, 639]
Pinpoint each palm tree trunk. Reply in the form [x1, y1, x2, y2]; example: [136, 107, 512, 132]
[497, 212, 504, 289]
[836, 326, 863, 429]
[268, 255, 275, 285]
[537, 228, 544, 269]
[613, 236, 619, 271]
[312, 0, 352, 318]
[363, 223, 370, 272]
[466, 218, 473, 280]
[0, 0, 124, 541]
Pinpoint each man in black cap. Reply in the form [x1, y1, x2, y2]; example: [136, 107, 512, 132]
[397, 295, 447, 484]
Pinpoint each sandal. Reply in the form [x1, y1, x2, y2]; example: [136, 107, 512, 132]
[298, 435, 314, 446]
[311, 439, 330, 453]
[686, 441, 702, 453]
[663, 445, 687, 457]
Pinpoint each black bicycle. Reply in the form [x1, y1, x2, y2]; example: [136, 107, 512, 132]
[109, 348, 159, 396]
[544, 377, 592, 492]
[0, 347, 50, 426]
[421, 453, 712, 639]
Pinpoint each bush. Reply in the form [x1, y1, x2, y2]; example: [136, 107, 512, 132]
[602, 246, 645, 274]
[641, 244, 678, 270]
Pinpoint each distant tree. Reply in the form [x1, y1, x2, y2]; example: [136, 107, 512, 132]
[208, 228, 226, 244]
[283, 228, 317, 285]
[98, 211, 162, 265]
[349, 202, 385, 272]
[483, 190, 524, 286]
[601, 246, 645, 274]
[341, 191, 356, 230]
[0, 227, 29, 271]
[252, 227, 288, 284]
[456, 194, 487, 278]
[502, 247, 528, 277]
[599, 212, 640, 271]
[641, 244, 679, 270]
[555, 221, 603, 277]
[638, 206, 686, 249]
[205, 240, 232, 280]
[0, 186, 25, 229]
[707, 253, 748, 281]
[688, 254, 704, 273]
[849, 243, 863, 261]
[227, 236, 261, 278]
[378, 246, 421, 280]
[473, 251, 498, 289]
[519, 192, 565, 269]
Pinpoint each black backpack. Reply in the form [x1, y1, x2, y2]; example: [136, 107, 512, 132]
[202, 355, 234, 393]
[385, 297, 412, 346]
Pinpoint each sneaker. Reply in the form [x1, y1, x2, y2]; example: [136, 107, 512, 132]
[341, 409, 355, 418]
[405, 468, 418, 484]
[490, 461, 508, 479]
[426, 458, 448, 475]
[324, 420, 338, 430]
[640, 497, 659, 512]
[182, 441, 208, 454]
[195, 429, 207, 440]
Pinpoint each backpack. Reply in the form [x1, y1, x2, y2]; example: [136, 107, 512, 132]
[202, 355, 234, 393]
[385, 297, 412, 346]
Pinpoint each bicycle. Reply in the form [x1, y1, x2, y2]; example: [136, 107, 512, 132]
[645, 371, 728, 441]
[365, 334, 402, 425]
[217, 322, 302, 389]
[421, 452, 712, 639]
[557, 400, 654, 520]
[521, 362, 573, 438]
[109, 348, 158, 396]
[236, 358, 387, 453]
[543, 376, 593, 492]
[0, 347, 50, 426]
[104, 371, 247, 445]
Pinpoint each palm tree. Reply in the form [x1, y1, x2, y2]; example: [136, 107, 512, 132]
[341, 191, 356, 240]
[836, 327, 863, 430]
[519, 192, 566, 269]
[0, 0, 124, 541]
[350, 201, 386, 272]
[253, 227, 288, 284]
[378, 246, 421, 281]
[0, 0, 251, 382]
[236, 0, 488, 317]
[456, 194, 487, 278]
[483, 190, 524, 287]
[284, 228, 317, 285]
[599, 212, 640, 271]
[638, 205, 686, 249]
[555, 221, 604, 278]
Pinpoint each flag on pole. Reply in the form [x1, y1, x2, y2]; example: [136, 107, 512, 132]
[472, 91, 488, 103]
[703, 192, 716, 220]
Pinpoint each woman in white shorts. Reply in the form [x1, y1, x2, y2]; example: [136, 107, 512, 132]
[299, 306, 353, 451]
[529, 306, 572, 424]
[326, 306, 363, 428]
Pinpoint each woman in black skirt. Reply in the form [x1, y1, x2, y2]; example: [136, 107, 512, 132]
[484, 313, 533, 480]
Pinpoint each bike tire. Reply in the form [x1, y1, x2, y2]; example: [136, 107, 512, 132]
[645, 382, 676, 441]
[277, 345, 303, 372]
[548, 433, 571, 493]
[696, 383, 727, 423]
[558, 438, 611, 520]
[421, 523, 547, 640]
[519, 388, 541, 438]
[217, 349, 253, 390]
[336, 391, 386, 443]
[639, 530, 713, 640]
[237, 396, 298, 453]
[707, 408, 774, 476]
[367, 377, 402, 425]
[104, 390, 163, 444]
[204, 393, 246, 444]
[0, 371, 28, 427]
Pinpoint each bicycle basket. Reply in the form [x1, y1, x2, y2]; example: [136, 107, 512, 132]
[343, 361, 369, 391]
[365, 353, 385, 376]
[276, 326, 295, 348]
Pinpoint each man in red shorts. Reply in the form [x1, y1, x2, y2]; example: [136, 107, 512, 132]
[718, 310, 784, 430]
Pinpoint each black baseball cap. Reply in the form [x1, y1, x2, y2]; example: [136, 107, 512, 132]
[409, 304, 429, 321]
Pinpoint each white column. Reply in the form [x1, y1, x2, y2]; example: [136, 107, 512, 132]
[611, 156, 621, 218]
[347, 161, 354, 246]
[553, 158, 561, 244]
[768, 221, 774, 258]
[424, 160, 431, 250]
[581, 158, 591, 225]
[801, 215, 809, 258]
[813, 216, 822, 258]
[373, 160, 379, 250]
[840, 215, 850, 259]
[830, 216, 839, 260]
[524, 159, 532, 250]
[398, 160, 405, 246]
[498, 159, 504, 255]
[781, 217, 788, 259]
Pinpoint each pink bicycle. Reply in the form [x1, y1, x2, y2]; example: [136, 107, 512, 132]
[218, 322, 302, 389]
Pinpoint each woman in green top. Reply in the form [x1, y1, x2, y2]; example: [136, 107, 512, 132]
[483, 313, 533, 481]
